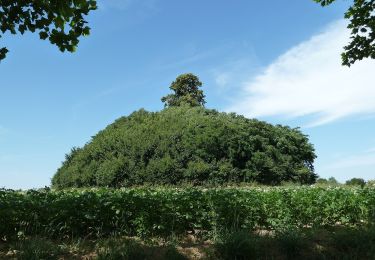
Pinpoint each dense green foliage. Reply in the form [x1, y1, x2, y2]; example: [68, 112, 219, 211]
[1, 187, 374, 240]
[315, 0, 375, 66]
[52, 105, 317, 188]
[161, 73, 206, 107]
[0, 0, 97, 60]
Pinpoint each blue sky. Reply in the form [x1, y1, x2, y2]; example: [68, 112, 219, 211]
[1, 0, 374, 189]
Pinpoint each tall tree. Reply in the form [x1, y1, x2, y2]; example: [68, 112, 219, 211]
[0, 0, 97, 61]
[161, 73, 206, 107]
[315, 0, 375, 66]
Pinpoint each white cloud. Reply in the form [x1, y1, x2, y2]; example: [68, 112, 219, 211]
[213, 60, 257, 88]
[211, 55, 261, 94]
[228, 20, 375, 126]
[158, 48, 223, 70]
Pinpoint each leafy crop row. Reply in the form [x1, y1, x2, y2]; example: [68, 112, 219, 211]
[1, 187, 374, 240]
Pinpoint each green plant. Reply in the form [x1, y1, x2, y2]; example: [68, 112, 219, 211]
[1, 187, 374, 241]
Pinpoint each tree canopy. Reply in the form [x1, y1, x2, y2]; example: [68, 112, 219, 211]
[3, 1, 373, 66]
[161, 73, 206, 107]
[346, 178, 366, 187]
[0, 0, 97, 61]
[52, 74, 317, 188]
[316, 177, 339, 185]
[315, 0, 375, 66]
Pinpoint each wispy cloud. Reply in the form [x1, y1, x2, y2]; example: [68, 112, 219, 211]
[158, 49, 221, 71]
[70, 87, 120, 122]
[227, 20, 375, 127]
[98, 0, 157, 11]
[157, 44, 237, 71]
[325, 149, 375, 170]
[211, 57, 260, 93]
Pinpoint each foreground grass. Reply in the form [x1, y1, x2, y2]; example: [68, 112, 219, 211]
[0, 237, 188, 260]
[1, 226, 375, 259]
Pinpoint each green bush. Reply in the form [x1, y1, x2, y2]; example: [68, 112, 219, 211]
[52, 106, 317, 188]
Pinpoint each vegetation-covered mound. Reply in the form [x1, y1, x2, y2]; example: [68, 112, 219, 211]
[52, 74, 317, 188]
[52, 107, 316, 188]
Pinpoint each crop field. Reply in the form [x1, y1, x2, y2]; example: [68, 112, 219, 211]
[1, 186, 374, 239]
[1, 186, 375, 259]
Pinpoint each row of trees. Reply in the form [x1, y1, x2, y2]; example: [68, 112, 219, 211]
[317, 177, 374, 187]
